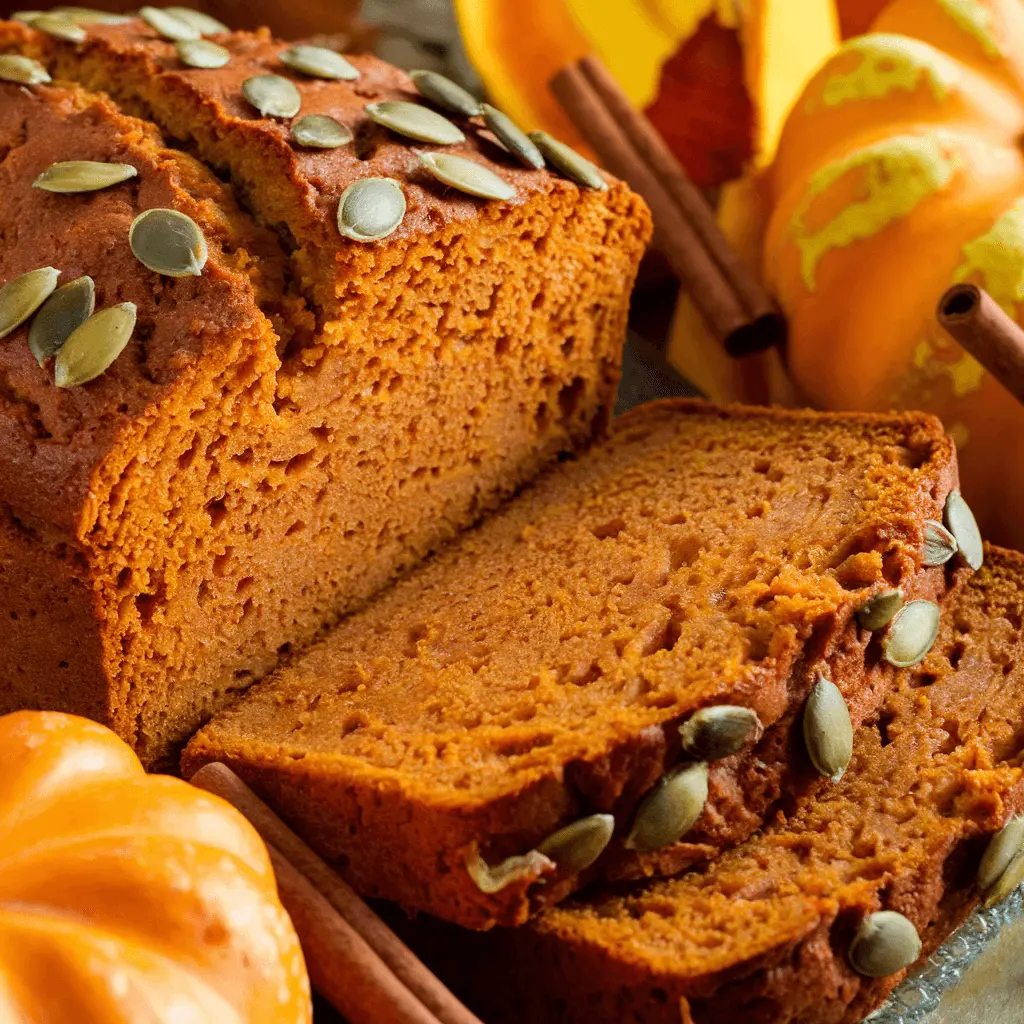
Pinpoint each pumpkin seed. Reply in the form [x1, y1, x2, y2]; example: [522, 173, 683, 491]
[365, 100, 465, 145]
[337, 177, 406, 242]
[465, 849, 553, 895]
[417, 151, 515, 201]
[139, 5, 199, 40]
[482, 103, 544, 169]
[803, 674, 853, 782]
[536, 813, 614, 874]
[129, 208, 208, 277]
[279, 44, 358, 81]
[0, 53, 51, 85]
[164, 6, 228, 34]
[54, 302, 136, 387]
[625, 761, 708, 852]
[31, 13, 87, 42]
[410, 69, 481, 117]
[921, 519, 958, 566]
[882, 600, 941, 668]
[28, 275, 94, 364]
[680, 705, 763, 762]
[0, 267, 59, 340]
[944, 489, 983, 570]
[51, 6, 133, 24]
[33, 160, 137, 193]
[530, 130, 606, 190]
[849, 911, 922, 978]
[176, 38, 229, 69]
[291, 113, 353, 149]
[242, 74, 301, 119]
[11, 11, 43, 25]
[857, 589, 903, 631]
[984, 846, 1024, 909]
[979, 816, 1024, 893]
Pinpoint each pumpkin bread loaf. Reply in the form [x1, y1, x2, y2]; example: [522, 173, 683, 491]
[0, 23, 649, 768]
[184, 400, 970, 929]
[410, 544, 1024, 1024]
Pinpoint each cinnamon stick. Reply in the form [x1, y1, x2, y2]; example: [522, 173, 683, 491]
[937, 283, 1024, 407]
[550, 56, 785, 357]
[191, 762, 481, 1024]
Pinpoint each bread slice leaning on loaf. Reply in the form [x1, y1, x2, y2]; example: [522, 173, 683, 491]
[406, 544, 1024, 1024]
[184, 400, 974, 928]
[0, 21, 650, 768]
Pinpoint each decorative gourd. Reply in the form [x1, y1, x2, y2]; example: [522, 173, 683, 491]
[0, 711, 311, 1024]
[763, 0, 1024, 547]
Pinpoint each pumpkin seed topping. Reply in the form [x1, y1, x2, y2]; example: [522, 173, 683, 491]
[0, 267, 60, 340]
[242, 74, 301, 119]
[465, 849, 554, 895]
[944, 489, 983, 570]
[31, 13, 87, 42]
[482, 103, 544, 169]
[33, 160, 138, 193]
[979, 816, 1024, 893]
[0, 53, 51, 85]
[625, 761, 708, 852]
[417, 151, 515, 201]
[410, 69, 481, 117]
[51, 6, 132, 24]
[536, 814, 614, 874]
[921, 519, 958, 566]
[882, 600, 941, 668]
[291, 113, 353, 149]
[28, 275, 94, 364]
[164, 6, 228, 34]
[849, 911, 922, 978]
[11, 12, 43, 25]
[176, 38, 230, 69]
[680, 706, 763, 762]
[139, 5, 199, 40]
[365, 100, 465, 145]
[803, 674, 853, 782]
[984, 845, 1024, 908]
[337, 177, 406, 242]
[129, 208, 208, 277]
[529, 130, 606, 190]
[857, 589, 903, 631]
[54, 302, 136, 387]
[279, 44, 358, 81]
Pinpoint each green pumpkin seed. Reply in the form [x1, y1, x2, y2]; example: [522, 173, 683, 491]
[54, 302, 136, 387]
[139, 5, 199, 40]
[944, 489, 983, 570]
[164, 6, 228, 34]
[979, 816, 1024, 893]
[0, 54, 51, 85]
[31, 13, 87, 42]
[680, 705, 763, 761]
[279, 44, 358, 81]
[482, 103, 544, 169]
[803, 674, 853, 782]
[28, 275, 94, 364]
[536, 813, 614, 874]
[849, 911, 921, 978]
[410, 69, 481, 117]
[51, 6, 133, 24]
[242, 74, 301, 119]
[984, 846, 1024, 909]
[129, 208, 208, 277]
[0, 267, 60, 340]
[176, 38, 229, 69]
[625, 761, 708, 852]
[33, 160, 138, 193]
[465, 848, 553, 894]
[922, 519, 958, 566]
[365, 100, 465, 145]
[530, 130, 606, 190]
[291, 113, 353, 149]
[417, 151, 515, 201]
[11, 11, 43, 25]
[857, 589, 903, 631]
[337, 177, 406, 242]
[883, 600, 940, 668]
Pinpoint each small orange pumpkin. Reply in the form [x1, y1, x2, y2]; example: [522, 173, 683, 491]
[0, 711, 311, 1023]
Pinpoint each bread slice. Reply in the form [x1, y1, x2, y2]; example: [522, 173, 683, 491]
[184, 400, 968, 928]
[0, 23, 648, 767]
[406, 544, 1024, 1024]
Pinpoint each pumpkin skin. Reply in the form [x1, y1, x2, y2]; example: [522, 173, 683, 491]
[766, 0, 1024, 547]
[0, 711, 311, 1024]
